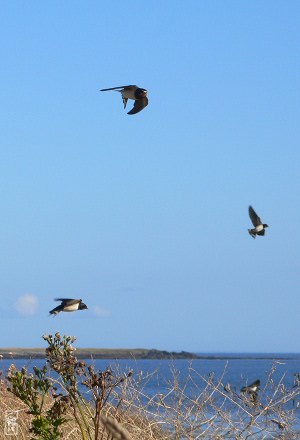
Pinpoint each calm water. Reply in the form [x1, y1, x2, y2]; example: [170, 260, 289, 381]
[3, 354, 300, 437]
[2, 353, 300, 397]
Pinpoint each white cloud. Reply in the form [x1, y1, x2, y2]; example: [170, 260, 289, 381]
[14, 293, 39, 316]
[93, 306, 111, 317]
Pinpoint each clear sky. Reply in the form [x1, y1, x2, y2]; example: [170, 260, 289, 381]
[0, 1, 299, 352]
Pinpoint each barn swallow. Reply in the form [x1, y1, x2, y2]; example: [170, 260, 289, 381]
[49, 298, 88, 316]
[241, 379, 260, 394]
[241, 379, 260, 404]
[100, 85, 148, 115]
[248, 206, 269, 238]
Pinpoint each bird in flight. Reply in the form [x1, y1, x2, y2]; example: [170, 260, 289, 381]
[49, 298, 88, 316]
[241, 379, 260, 394]
[248, 206, 269, 238]
[100, 85, 148, 115]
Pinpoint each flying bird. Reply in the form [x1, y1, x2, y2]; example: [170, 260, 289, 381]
[49, 298, 88, 316]
[100, 85, 148, 115]
[248, 206, 269, 238]
[241, 379, 260, 394]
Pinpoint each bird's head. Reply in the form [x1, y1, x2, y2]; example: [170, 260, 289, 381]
[136, 88, 148, 99]
[79, 302, 88, 310]
[263, 224, 269, 228]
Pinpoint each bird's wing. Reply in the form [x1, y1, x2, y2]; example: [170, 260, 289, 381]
[100, 85, 136, 91]
[241, 379, 260, 392]
[49, 305, 62, 314]
[250, 379, 260, 387]
[127, 97, 148, 115]
[248, 206, 262, 227]
[54, 298, 80, 305]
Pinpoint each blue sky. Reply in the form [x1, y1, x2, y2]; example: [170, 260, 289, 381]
[0, 1, 299, 351]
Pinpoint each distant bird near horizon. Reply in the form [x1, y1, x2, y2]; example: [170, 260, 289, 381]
[100, 85, 148, 115]
[49, 298, 88, 316]
[248, 206, 269, 238]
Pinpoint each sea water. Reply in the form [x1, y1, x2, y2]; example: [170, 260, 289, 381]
[2, 354, 300, 437]
[2, 353, 300, 397]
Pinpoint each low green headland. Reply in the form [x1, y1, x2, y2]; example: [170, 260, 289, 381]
[0, 347, 296, 360]
[0, 347, 199, 359]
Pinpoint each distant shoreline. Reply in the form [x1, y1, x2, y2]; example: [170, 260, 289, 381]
[0, 348, 197, 360]
[0, 348, 299, 360]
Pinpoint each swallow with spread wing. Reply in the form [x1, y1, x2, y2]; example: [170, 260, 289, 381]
[100, 85, 148, 115]
[241, 379, 260, 405]
[241, 379, 260, 394]
[49, 298, 88, 315]
[248, 206, 269, 238]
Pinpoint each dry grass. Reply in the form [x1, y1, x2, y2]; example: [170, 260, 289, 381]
[101, 416, 132, 440]
[0, 374, 168, 440]
[0, 381, 30, 439]
[1, 337, 300, 439]
[2, 364, 300, 439]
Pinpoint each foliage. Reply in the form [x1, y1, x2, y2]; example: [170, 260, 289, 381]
[7, 363, 68, 440]
[4, 335, 300, 439]
[6, 333, 133, 440]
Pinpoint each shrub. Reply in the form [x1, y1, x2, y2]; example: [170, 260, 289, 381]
[3, 334, 300, 439]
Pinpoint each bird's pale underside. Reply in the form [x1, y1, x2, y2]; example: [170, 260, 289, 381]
[100, 85, 148, 115]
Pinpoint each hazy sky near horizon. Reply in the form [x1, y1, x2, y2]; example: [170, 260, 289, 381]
[0, 1, 299, 352]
